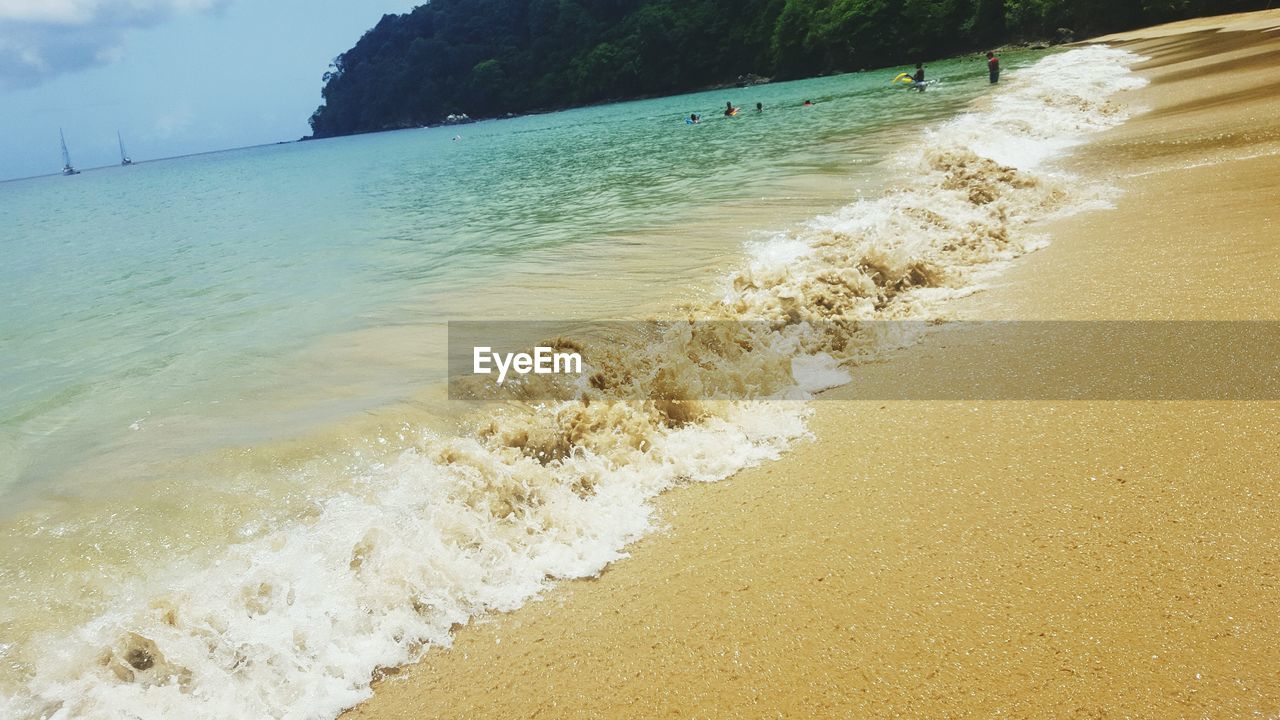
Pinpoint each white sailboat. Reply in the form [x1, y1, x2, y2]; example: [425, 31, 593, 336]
[118, 131, 134, 166]
[60, 129, 80, 176]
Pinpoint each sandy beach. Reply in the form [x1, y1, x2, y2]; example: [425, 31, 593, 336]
[346, 12, 1280, 719]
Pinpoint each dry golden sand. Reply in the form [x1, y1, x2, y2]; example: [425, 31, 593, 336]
[348, 12, 1280, 719]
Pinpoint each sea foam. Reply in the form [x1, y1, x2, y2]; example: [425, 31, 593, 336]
[4, 45, 1147, 720]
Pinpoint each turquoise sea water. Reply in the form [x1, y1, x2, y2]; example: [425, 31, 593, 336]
[2, 56, 1026, 498]
[0, 51, 1047, 708]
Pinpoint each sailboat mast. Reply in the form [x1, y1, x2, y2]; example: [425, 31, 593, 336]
[59, 128, 80, 175]
[60, 128, 72, 167]
[117, 130, 133, 165]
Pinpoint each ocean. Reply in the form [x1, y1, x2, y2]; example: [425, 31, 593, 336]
[0, 47, 1145, 719]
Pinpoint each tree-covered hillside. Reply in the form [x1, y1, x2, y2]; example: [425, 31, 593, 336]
[308, 0, 1264, 138]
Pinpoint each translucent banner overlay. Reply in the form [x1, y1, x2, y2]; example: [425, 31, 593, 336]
[447, 321, 1280, 402]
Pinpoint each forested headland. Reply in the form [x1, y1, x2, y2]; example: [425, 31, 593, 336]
[308, 0, 1265, 138]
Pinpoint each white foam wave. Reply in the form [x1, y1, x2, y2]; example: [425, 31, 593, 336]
[725, 46, 1147, 329]
[9, 405, 809, 720]
[935, 45, 1149, 170]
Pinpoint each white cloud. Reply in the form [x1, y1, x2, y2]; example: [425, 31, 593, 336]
[0, 0, 224, 24]
[0, 1, 97, 25]
[0, 0, 227, 89]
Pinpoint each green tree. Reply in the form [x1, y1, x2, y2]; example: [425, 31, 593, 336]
[306, 0, 1273, 139]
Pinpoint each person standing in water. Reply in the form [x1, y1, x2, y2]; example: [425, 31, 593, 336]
[987, 51, 1000, 84]
[912, 63, 926, 92]
[756, 102, 763, 112]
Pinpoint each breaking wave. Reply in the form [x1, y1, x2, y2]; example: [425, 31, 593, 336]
[4, 46, 1147, 720]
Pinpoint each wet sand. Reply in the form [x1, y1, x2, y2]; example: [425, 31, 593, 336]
[348, 12, 1280, 718]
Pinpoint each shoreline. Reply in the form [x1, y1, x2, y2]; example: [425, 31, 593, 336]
[10, 50, 1036, 716]
[346, 11, 1280, 719]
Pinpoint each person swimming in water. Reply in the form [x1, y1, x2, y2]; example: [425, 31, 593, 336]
[756, 102, 763, 112]
[724, 101, 739, 117]
[803, 99, 814, 107]
[686, 113, 701, 124]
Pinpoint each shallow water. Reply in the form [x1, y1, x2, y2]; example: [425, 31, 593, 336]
[0, 49, 1119, 717]
[0, 59, 1010, 498]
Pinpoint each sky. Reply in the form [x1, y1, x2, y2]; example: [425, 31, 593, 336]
[0, 0, 420, 180]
